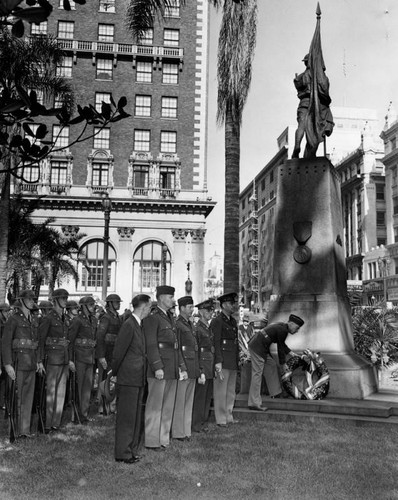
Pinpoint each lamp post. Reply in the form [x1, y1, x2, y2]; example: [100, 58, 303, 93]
[101, 193, 112, 301]
[378, 256, 391, 304]
[185, 262, 192, 295]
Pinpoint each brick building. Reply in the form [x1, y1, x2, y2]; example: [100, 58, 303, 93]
[15, 0, 214, 306]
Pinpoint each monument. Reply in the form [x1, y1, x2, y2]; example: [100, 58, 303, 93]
[268, 4, 377, 398]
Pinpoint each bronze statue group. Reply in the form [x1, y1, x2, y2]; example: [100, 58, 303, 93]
[0, 286, 304, 464]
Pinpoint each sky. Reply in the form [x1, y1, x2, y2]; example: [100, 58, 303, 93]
[203, 0, 398, 261]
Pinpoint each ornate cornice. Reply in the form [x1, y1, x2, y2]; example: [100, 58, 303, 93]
[191, 228, 206, 241]
[61, 225, 80, 237]
[117, 227, 135, 239]
[172, 229, 189, 240]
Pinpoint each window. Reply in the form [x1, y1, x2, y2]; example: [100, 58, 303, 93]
[99, 0, 115, 13]
[160, 131, 177, 153]
[242, 198, 245, 209]
[98, 24, 114, 42]
[376, 184, 385, 201]
[164, 29, 179, 46]
[162, 63, 179, 84]
[139, 29, 153, 45]
[93, 127, 110, 149]
[159, 166, 175, 189]
[134, 130, 150, 151]
[95, 92, 112, 112]
[136, 61, 152, 83]
[377, 238, 386, 246]
[261, 179, 265, 190]
[269, 190, 274, 200]
[96, 58, 113, 80]
[59, 0, 76, 9]
[23, 164, 40, 183]
[161, 97, 177, 118]
[53, 125, 69, 149]
[393, 167, 398, 186]
[92, 162, 109, 187]
[135, 95, 151, 117]
[80, 240, 116, 291]
[50, 161, 68, 185]
[57, 21, 74, 39]
[270, 170, 274, 183]
[31, 22, 47, 35]
[376, 211, 385, 226]
[133, 165, 149, 188]
[56, 56, 73, 78]
[165, 0, 180, 17]
[133, 241, 171, 292]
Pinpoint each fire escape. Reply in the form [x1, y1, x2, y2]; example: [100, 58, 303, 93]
[249, 185, 259, 311]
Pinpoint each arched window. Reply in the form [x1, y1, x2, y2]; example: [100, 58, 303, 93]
[79, 239, 116, 292]
[133, 241, 171, 293]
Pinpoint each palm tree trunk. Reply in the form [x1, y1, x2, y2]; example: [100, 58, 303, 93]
[223, 104, 240, 293]
[0, 159, 11, 302]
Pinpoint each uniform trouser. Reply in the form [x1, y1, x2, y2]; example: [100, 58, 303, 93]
[115, 384, 144, 459]
[145, 378, 177, 448]
[46, 364, 68, 428]
[248, 348, 282, 407]
[192, 379, 213, 432]
[16, 369, 36, 435]
[171, 378, 195, 438]
[76, 361, 94, 418]
[213, 368, 237, 425]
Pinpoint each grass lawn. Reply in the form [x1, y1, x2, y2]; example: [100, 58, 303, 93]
[0, 412, 397, 500]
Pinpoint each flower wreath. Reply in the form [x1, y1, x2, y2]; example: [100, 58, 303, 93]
[281, 348, 330, 400]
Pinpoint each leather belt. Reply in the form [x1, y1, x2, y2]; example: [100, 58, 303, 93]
[158, 342, 178, 350]
[182, 345, 198, 352]
[75, 338, 96, 348]
[200, 346, 215, 353]
[12, 339, 38, 350]
[46, 337, 69, 347]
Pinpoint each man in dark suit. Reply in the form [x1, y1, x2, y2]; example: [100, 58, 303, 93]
[144, 285, 188, 451]
[111, 294, 151, 464]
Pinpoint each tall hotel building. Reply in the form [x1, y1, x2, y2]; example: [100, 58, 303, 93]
[18, 0, 215, 306]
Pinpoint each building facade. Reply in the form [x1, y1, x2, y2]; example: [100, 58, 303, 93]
[15, 0, 215, 307]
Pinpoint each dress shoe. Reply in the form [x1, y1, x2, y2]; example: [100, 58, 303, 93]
[216, 423, 227, 428]
[248, 405, 267, 412]
[115, 456, 140, 464]
[145, 446, 166, 452]
[228, 419, 240, 424]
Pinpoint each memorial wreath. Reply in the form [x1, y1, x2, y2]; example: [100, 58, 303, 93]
[281, 348, 330, 400]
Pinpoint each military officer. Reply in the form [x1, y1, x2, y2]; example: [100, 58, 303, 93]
[192, 299, 215, 433]
[0, 303, 11, 409]
[38, 301, 53, 319]
[65, 300, 79, 322]
[171, 296, 199, 441]
[211, 292, 240, 427]
[144, 285, 188, 450]
[112, 294, 152, 464]
[2, 290, 45, 437]
[96, 293, 122, 414]
[38, 289, 72, 432]
[68, 296, 97, 423]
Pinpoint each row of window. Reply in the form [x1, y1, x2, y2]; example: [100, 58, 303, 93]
[56, 57, 179, 84]
[32, 21, 181, 47]
[56, 0, 181, 16]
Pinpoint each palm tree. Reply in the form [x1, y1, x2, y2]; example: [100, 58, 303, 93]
[0, 28, 73, 302]
[126, 0, 257, 293]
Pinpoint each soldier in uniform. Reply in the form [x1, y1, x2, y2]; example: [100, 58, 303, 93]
[68, 296, 97, 423]
[96, 294, 122, 414]
[171, 296, 199, 441]
[39, 301, 53, 319]
[211, 292, 239, 427]
[144, 285, 188, 451]
[112, 294, 152, 464]
[0, 303, 11, 409]
[65, 300, 79, 322]
[2, 290, 45, 437]
[38, 289, 72, 432]
[192, 299, 215, 433]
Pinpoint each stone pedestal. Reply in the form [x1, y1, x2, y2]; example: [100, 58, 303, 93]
[268, 157, 377, 399]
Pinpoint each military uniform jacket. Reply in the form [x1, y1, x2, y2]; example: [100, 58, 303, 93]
[144, 307, 187, 379]
[248, 322, 291, 364]
[111, 315, 146, 387]
[194, 319, 214, 379]
[96, 309, 122, 361]
[211, 312, 239, 370]
[2, 311, 40, 370]
[0, 316, 6, 367]
[68, 311, 97, 365]
[176, 315, 200, 379]
[39, 308, 70, 366]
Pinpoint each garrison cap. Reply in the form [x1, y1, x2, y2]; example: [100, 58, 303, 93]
[53, 288, 69, 299]
[39, 300, 53, 310]
[99, 370, 116, 403]
[17, 290, 37, 300]
[178, 296, 194, 307]
[106, 294, 122, 302]
[195, 299, 215, 310]
[0, 303, 11, 312]
[156, 285, 175, 296]
[66, 300, 79, 310]
[288, 314, 305, 327]
[218, 292, 238, 305]
[79, 296, 95, 306]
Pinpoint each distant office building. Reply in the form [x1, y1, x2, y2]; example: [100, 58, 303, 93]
[204, 251, 223, 298]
